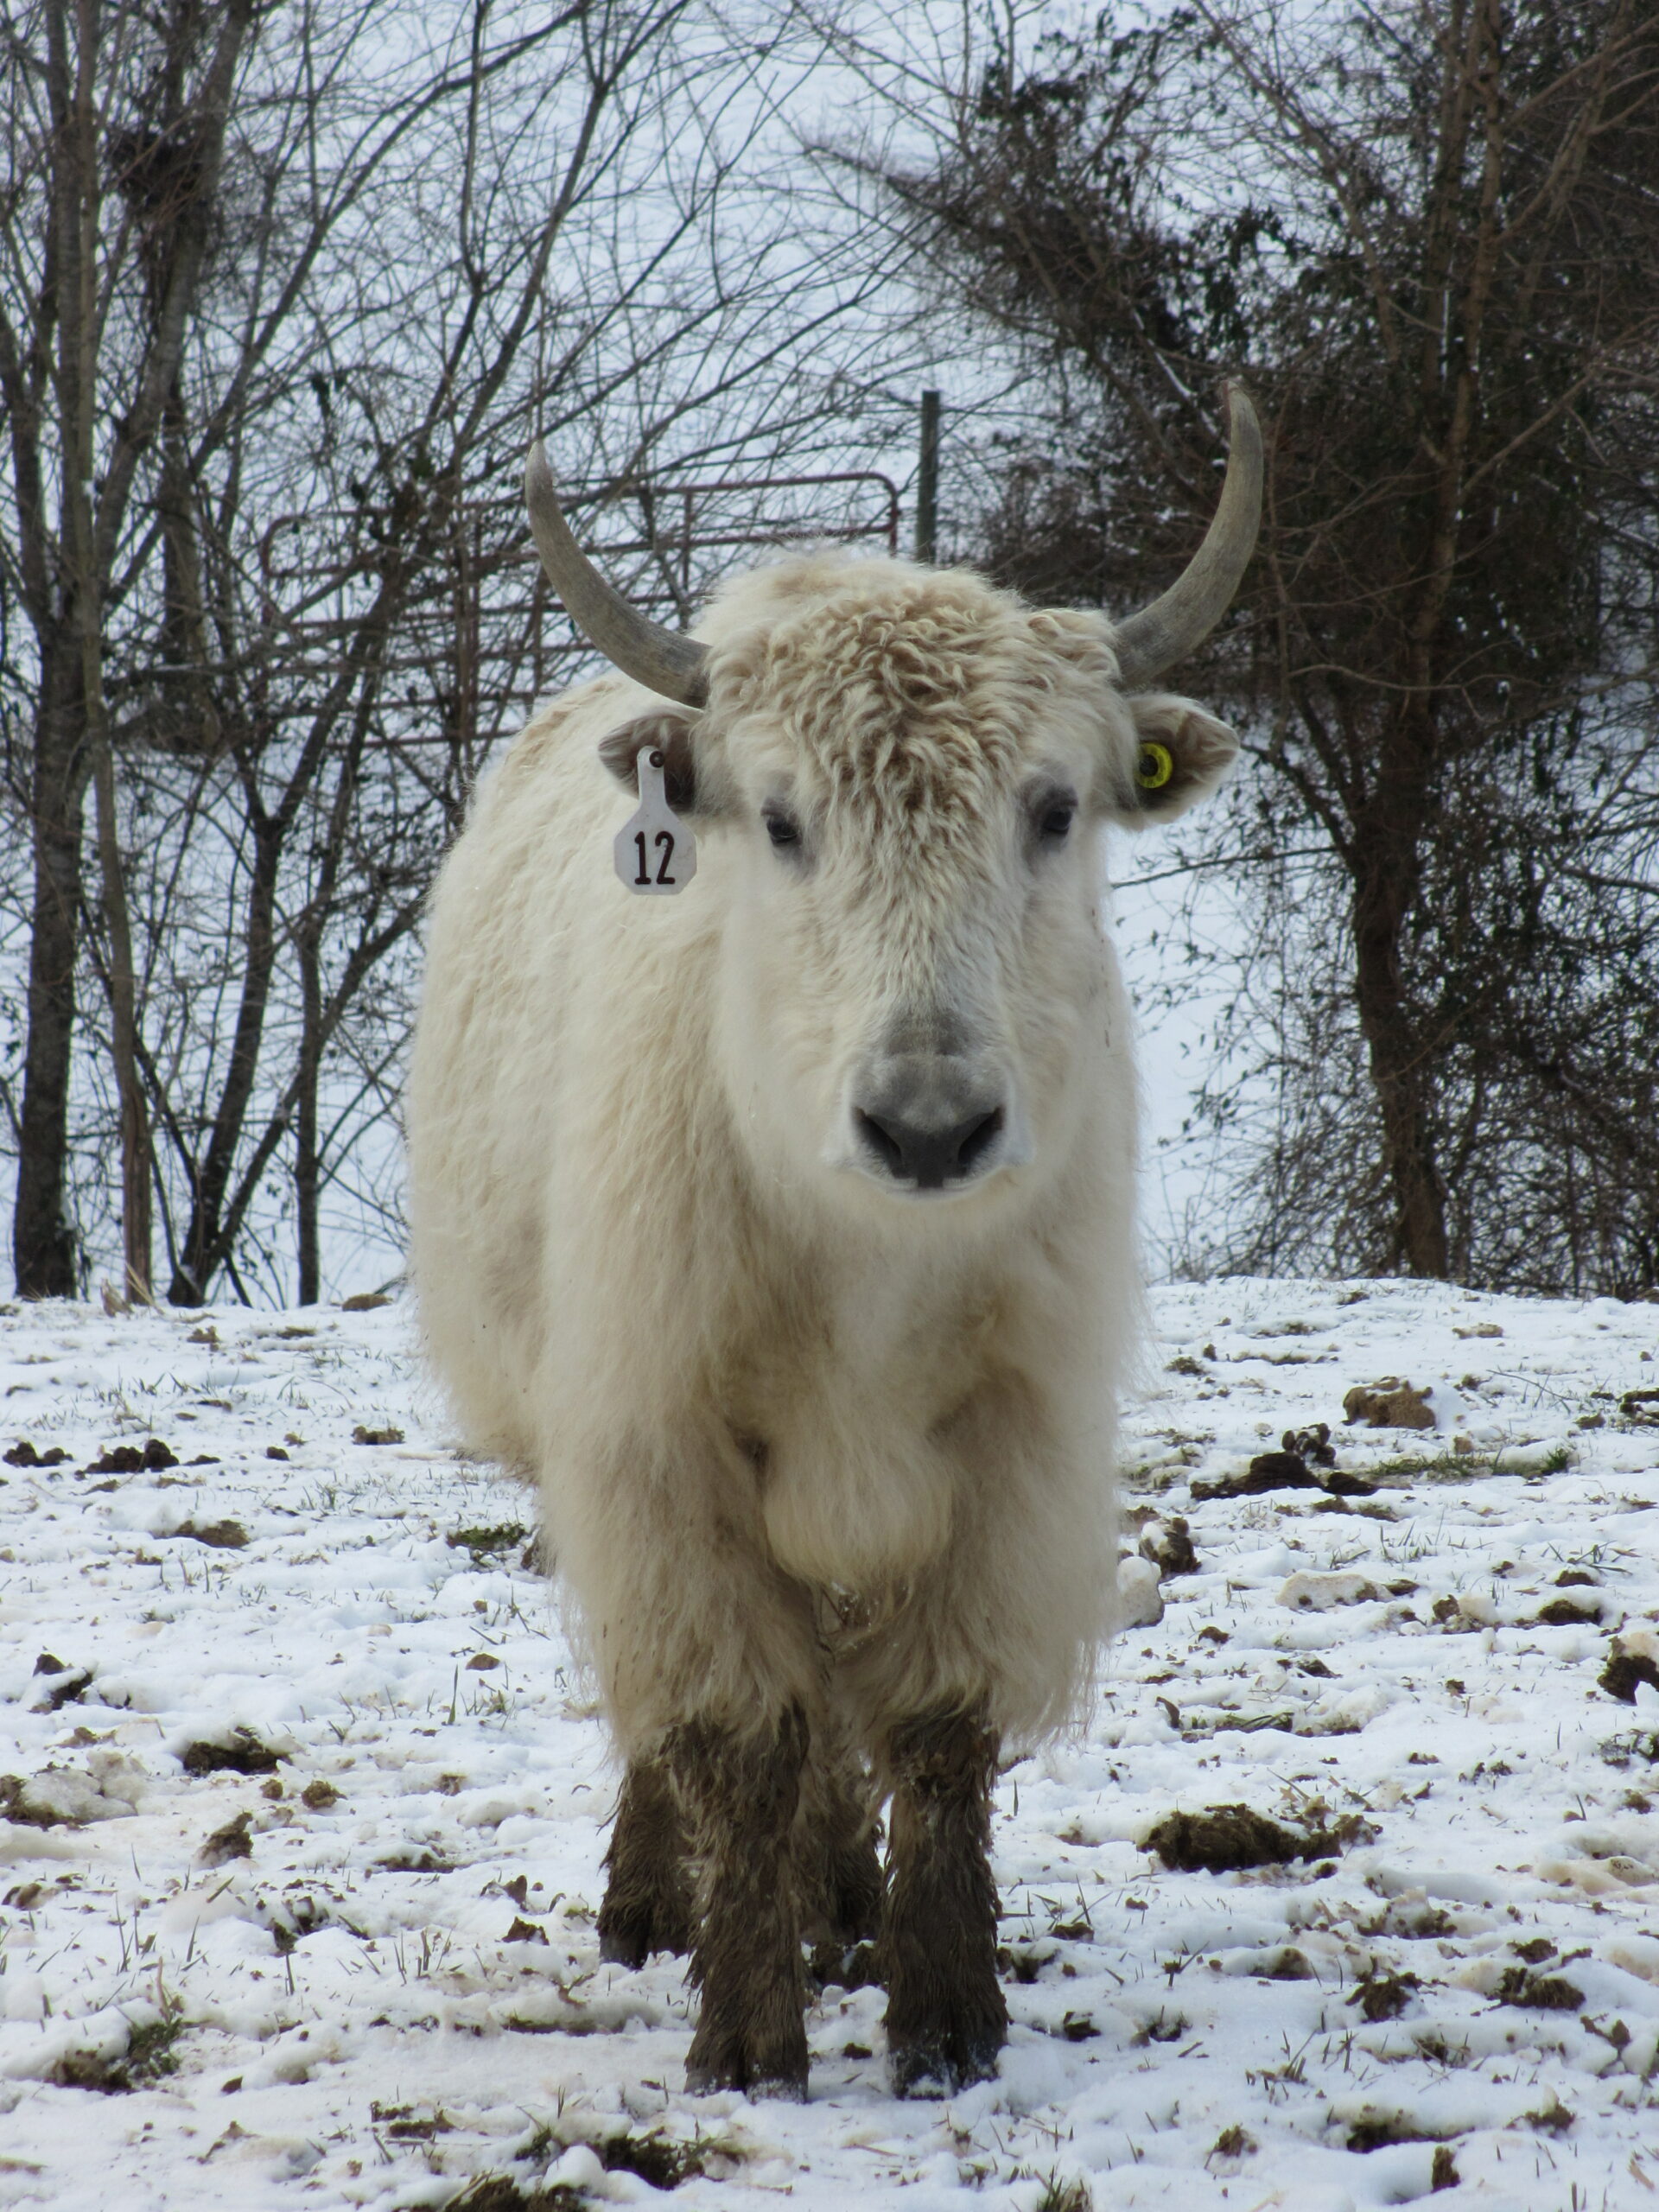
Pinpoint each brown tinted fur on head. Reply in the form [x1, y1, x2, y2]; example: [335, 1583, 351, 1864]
[671, 1706, 810, 2097]
[881, 1707, 1007, 2094]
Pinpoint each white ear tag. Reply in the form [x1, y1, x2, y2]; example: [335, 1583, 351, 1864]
[614, 747, 695, 895]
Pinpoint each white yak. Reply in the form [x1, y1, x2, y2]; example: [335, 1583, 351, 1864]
[407, 387, 1261, 2097]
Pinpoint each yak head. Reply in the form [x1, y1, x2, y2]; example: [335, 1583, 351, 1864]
[527, 390, 1259, 1225]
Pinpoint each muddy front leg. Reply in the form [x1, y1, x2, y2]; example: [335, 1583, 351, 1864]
[671, 1704, 810, 2097]
[796, 1732, 882, 1950]
[599, 1755, 694, 1967]
[881, 1707, 1007, 2095]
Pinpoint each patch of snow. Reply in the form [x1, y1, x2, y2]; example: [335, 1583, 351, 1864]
[0, 1278, 1655, 2208]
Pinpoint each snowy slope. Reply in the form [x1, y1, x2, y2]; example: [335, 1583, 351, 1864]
[1, 1282, 1656, 2212]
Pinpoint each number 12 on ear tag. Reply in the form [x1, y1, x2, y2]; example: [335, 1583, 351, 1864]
[614, 747, 695, 895]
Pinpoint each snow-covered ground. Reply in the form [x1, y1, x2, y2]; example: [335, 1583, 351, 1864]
[2, 1282, 1657, 2211]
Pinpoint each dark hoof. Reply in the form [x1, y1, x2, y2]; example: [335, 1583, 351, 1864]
[598, 1922, 648, 1968]
[807, 1938, 883, 1992]
[687, 2018, 810, 2099]
[597, 1901, 690, 1968]
[686, 2050, 809, 2099]
[888, 2034, 1002, 2098]
[686, 2058, 808, 2100]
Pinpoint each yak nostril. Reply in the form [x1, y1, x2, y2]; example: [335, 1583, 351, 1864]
[855, 1109, 906, 1180]
[955, 1105, 1004, 1174]
[855, 1103, 1005, 1190]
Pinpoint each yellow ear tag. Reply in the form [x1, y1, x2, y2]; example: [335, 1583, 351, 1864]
[1136, 741, 1175, 791]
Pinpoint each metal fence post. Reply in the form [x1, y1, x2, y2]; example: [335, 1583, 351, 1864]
[916, 390, 941, 564]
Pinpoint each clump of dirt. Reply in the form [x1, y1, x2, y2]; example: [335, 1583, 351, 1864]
[174, 1518, 248, 1548]
[1345, 2114, 1440, 2152]
[34, 1667, 92, 1713]
[1240, 1451, 1322, 1491]
[3, 1440, 69, 1467]
[1349, 1969, 1421, 2021]
[448, 1523, 528, 1560]
[32, 1654, 94, 1714]
[0, 1764, 130, 1827]
[1285, 1422, 1337, 1466]
[0, 1776, 52, 1827]
[1192, 1426, 1374, 1502]
[372, 2102, 453, 2139]
[1140, 1516, 1198, 1577]
[600, 2130, 727, 2188]
[995, 1944, 1054, 1986]
[353, 1423, 404, 1446]
[300, 1777, 340, 1809]
[455, 2124, 735, 2210]
[1497, 1966, 1584, 2011]
[83, 1439, 179, 1475]
[198, 1809, 254, 1866]
[1144, 1803, 1344, 1874]
[181, 1729, 283, 1777]
[1343, 1381, 1435, 1431]
[1431, 2147, 1460, 2190]
[1258, 1947, 1314, 1980]
[1600, 1643, 1659, 1703]
[1535, 1596, 1601, 1626]
[450, 2183, 583, 2212]
[48, 2014, 184, 2093]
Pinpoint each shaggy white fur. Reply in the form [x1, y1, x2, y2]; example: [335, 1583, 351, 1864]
[408, 553, 1236, 1755]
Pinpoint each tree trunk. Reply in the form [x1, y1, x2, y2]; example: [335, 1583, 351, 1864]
[295, 918, 321, 1306]
[167, 811, 283, 1303]
[1350, 756, 1450, 1278]
[91, 724, 153, 1302]
[14, 655, 87, 1298]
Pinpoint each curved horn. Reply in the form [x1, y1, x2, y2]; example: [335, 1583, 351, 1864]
[524, 442, 709, 709]
[1112, 384, 1262, 690]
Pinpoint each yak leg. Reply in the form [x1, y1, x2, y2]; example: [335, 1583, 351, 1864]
[881, 1706, 1007, 2095]
[797, 1732, 882, 1950]
[671, 1703, 809, 2097]
[598, 1754, 694, 1967]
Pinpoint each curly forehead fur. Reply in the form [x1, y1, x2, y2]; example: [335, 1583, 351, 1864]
[694, 553, 1124, 823]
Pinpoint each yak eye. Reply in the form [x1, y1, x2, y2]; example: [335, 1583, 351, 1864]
[1037, 797, 1076, 843]
[764, 807, 801, 850]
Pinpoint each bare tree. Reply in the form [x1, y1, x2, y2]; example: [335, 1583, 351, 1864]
[3, 0, 909, 1303]
[820, 0, 1659, 1293]
[0, 0, 255, 1294]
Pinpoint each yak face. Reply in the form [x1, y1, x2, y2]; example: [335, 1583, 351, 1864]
[599, 561, 1238, 1221]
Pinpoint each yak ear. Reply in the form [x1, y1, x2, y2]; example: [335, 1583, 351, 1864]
[1104, 693, 1240, 825]
[597, 711, 702, 814]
